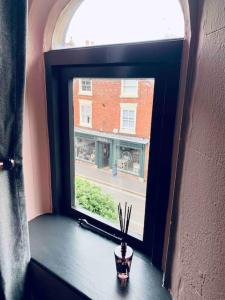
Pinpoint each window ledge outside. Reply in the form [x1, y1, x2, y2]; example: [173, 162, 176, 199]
[79, 123, 92, 128]
[79, 92, 93, 96]
[119, 129, 136, 134]
[29, 214, 171, 300]
[120, 95, 138, 98]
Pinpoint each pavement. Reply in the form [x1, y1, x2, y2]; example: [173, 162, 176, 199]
[75, 160, 147, 197]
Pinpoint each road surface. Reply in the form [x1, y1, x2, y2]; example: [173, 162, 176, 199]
[75, 176, 146, 238]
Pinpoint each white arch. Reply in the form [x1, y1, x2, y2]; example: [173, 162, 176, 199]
[51, 0, 84, 49]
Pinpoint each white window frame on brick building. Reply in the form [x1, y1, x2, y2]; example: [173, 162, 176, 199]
[79, 79, 92, 96]
[120, 103, 137, 134]
[79, 99, 92, 127]
[121, 79, 138, 98]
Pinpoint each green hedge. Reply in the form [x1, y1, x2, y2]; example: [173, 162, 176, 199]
[75, 176, 117, 222]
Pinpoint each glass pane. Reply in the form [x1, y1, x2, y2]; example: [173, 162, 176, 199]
[81, 105, 85, 113]
[63, 0, 184, 48]
[128, 110, 135, 119]
[123, 110, 129, 118]
[124, 86, 136, 95]
[128, 120, 135, 129]
[83, 80, 91, 91]
[84, 116, 89, 124]
[73, 78, 155, 239]
[122, 119, 129, 129]
[85, 105, 91, 114]
[124, 79, 137, 87]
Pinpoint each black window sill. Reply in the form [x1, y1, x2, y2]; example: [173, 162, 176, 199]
[29, 214, 171, 300]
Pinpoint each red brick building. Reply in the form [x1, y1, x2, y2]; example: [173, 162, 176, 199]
[73, 78, 154, 180]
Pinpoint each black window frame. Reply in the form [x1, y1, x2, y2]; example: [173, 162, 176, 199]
[44, 39, 183, 269]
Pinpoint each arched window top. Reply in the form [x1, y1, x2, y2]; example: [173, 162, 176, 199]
[52, 0, 184, 49]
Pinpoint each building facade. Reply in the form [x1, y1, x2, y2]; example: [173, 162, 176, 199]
[73, 78, 154, 180]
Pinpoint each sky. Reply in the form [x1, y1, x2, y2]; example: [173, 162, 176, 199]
[65, 0, 184, 47]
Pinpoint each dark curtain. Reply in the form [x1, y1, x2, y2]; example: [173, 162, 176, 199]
[0, 1, 30, 300]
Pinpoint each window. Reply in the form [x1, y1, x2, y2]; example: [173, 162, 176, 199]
[79, 79, 92, 95]
[121, 80, 138, 98]
[75, 137, 95, 163]
[79, 100, 92, 127]
[74, 79, 151, 238]
[45, 40, 183, 266]
[120, 103, 137, 133]
[117, 146, 141, 175]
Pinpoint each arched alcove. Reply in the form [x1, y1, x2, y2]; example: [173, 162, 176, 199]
[26, 1, 225, 299]
[26, 0, 190, 265]
[25, 0, 194, 297]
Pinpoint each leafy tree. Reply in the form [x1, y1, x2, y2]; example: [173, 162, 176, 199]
[75, 176, 117, 222]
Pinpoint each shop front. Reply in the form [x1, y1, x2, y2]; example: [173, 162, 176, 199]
[75, 129, 149, 179]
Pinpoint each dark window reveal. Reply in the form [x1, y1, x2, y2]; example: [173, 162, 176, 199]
[44, 40, 182, 268]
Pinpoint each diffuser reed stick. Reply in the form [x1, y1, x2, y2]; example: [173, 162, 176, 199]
[118, 202, 132, 243]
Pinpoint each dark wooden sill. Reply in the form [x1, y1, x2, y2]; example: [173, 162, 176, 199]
[29, 214, 171, 300]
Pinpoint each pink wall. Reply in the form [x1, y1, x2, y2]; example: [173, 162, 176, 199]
[24, 0, 71, 220]
[169, 1, 225, 298]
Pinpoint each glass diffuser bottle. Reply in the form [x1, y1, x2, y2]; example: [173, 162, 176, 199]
[114, 241, 133, 279]
[115, 203, 133, 280]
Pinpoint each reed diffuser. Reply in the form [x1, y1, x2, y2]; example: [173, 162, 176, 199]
[114, 202, 133, 280]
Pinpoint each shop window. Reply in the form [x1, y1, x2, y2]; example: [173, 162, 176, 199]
[120, 103, 137, 134]
[79, 100, 92, 127]
[75, 137, 95, 163]
[117, 146, 141, 176]
[79, 79, 92, 95]
[121, 80, 138, 98]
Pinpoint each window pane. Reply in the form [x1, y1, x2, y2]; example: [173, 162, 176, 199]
[85, 105, 91, 114]
[124, 80, 137, 88]
[73, 78, 155, 239]
[122, 80, 138, 96]
[85, 80, 91, 91]
[124, 86, 136, 94]
[128, 110, 135, 119]
[85, 116, 89, 124]
[63, 0, 184, 49]
[128, 120, 135, 129]
[80, 102, 91, 126]
[123, 110, 129, 118]
[122, 119, 129, 129]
